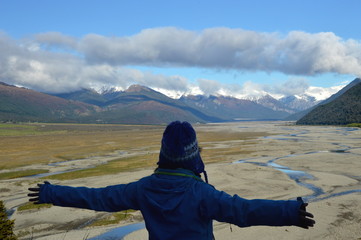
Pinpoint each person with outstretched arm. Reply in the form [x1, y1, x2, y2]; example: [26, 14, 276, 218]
[28, 121, 315, 240]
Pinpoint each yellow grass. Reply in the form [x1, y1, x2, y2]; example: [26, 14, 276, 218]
[89, 210, 137, 227]
[0, 123, 163, 169]
[0, 123, 268, 180]
[17, 202, 52, 212]
[45, 154, 158, 180]
[0, 169, 49, 180]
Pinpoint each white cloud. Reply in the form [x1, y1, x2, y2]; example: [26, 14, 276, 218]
[268, 78, 310, 96]
[197, 79, 222, 96]
[35, 32, 78, 50]
[0, 28, 359, 97]
[0, 33, 191, 93]
[306, 85, 345, 101]
[76, 28, 361, 76]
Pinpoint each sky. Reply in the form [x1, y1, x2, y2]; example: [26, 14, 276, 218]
[1, 0, 361, 100]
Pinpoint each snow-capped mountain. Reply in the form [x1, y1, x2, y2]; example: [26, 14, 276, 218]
[179, 94, 291, 120]
[279, 95, 320, 112]
[250, 94, 295, 114]
[2, 79, 351, 124]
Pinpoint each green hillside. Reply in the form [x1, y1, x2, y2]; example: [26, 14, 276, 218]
[297, 82, 361, 125]
[0, 82, 99, 123]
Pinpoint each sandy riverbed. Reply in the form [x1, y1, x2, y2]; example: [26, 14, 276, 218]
[1, 121, 361, 239]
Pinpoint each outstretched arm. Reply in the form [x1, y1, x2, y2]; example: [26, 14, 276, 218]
[28, 181, 139, 212]
[202, 184, 315, 228]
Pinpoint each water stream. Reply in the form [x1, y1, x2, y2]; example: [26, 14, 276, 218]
[25, 151, 128, 179]
[88, 222, 145, 240]
[233, 127, 361, 203]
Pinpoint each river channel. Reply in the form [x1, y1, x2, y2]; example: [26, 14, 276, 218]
[90, 125, 361, 240]
[5, 123, 360, 239]
[234, 126, 361, 202]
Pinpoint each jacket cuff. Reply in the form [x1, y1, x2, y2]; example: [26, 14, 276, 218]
[39, 182, 52, 204]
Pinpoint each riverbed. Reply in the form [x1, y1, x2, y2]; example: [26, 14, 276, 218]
[2, 121, 361, 239]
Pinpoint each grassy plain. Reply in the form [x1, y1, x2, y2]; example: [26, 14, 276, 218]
[89, 210, 138, 227]
[0, 123, 164, 169]
[347, 123, 361, 128]
[0, 123, 266, 180]
[17, 202, 52, 212]
[0, 169, 49, 180]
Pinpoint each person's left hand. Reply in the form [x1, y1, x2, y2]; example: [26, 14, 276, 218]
[297, 197, 315, 229]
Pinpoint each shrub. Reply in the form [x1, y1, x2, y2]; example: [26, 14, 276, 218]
[0, 200, 17, 240]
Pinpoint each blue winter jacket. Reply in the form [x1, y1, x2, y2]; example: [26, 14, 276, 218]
[39, 168, 302, 240]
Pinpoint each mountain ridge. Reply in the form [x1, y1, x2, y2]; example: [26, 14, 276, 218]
[296, 79, 361, 125]
[287, 78, 361, 121]
[2, 79, 358, 125]
[0, 82, 100, 123]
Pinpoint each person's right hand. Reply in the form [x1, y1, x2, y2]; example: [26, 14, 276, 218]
[28, 181, 50, 204]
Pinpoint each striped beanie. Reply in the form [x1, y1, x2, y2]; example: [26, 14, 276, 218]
[158, 121, 207, 181]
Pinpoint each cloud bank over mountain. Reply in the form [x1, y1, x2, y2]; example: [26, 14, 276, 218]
[1, 27, 359, 98]
[78, 28, 361, 76]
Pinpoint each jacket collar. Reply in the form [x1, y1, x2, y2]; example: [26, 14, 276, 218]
[154, 168, 203, 182]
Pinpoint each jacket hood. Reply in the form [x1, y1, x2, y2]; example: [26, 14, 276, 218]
[141, 168, 202, 213]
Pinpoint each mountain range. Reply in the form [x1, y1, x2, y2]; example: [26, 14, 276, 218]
[1, 79, 359, 124]
[52, 85, 322, 123]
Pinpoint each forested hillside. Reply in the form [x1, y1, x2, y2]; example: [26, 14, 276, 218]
[297, 82, 361, 125]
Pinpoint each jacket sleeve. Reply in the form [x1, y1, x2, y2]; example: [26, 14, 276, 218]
[200, 184, 302, 227]
[39, 182, 139, 212]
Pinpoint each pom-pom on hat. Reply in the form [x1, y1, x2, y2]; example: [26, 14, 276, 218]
[158, 121, 205, 177]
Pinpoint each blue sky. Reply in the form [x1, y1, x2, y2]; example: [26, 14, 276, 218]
[1, 0, 360, 99]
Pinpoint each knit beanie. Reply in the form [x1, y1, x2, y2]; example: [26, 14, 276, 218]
[158, 121, 207, 182]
